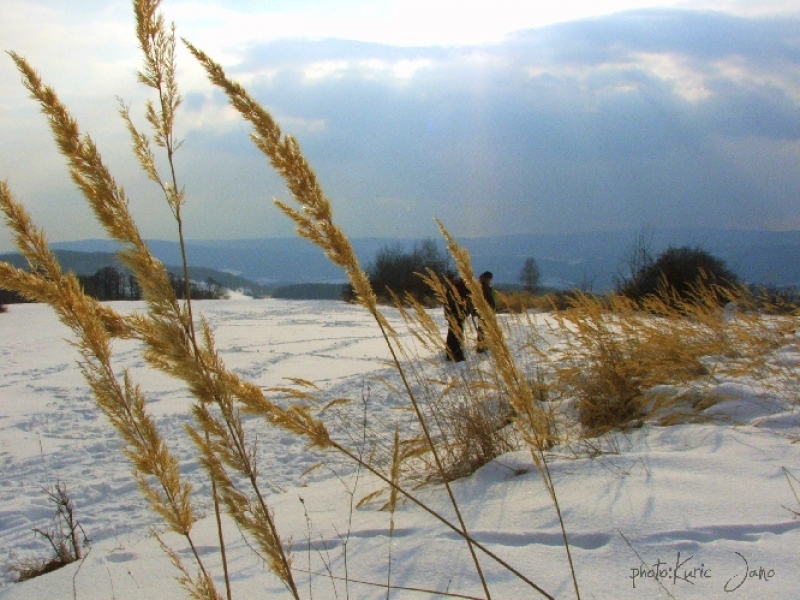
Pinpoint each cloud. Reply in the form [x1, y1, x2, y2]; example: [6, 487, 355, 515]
[209, 10, 798, 236]
[2, 7, 799, 252]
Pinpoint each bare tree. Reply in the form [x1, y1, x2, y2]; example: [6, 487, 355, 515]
[614, 226, 655, 293]
[519, 257, 541, 294]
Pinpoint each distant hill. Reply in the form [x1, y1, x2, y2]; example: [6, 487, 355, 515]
[0, 250, 271, 297]
[46, 229, 800, 292]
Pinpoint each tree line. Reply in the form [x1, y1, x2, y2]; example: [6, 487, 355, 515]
[352, 236, 752, 307]
[0, 265, 225, 307]
[5, 239, 793, 313]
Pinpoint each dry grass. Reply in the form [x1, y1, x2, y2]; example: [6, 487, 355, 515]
[431, 394, 518, 482]
[378, 280, 527, 484]
[4, 2, 795, 599]
[0, 2, 566, 599]
[497, 289, 541, 313]
[5, 483, 86, 583]
[549, 286, 797, 436]
[496, 289, 588, 313]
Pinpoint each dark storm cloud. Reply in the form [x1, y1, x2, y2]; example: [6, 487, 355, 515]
[699, 80, 800, 139]
[511, 9, 800, 64]
[183, 9, 800, 236]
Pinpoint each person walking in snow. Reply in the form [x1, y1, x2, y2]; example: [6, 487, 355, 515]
[444, 275, 471, 362]
[475, 271, 496, 353]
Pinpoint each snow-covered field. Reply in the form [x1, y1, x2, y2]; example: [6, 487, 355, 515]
[1, 298, 799, 599]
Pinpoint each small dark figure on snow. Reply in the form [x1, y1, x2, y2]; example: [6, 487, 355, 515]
[444, 275, 472, 362]
[475, 271, 496, 353]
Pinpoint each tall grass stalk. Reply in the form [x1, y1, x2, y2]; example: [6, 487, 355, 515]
[550, 284, 797, 435]
[0, 5, 585, 598]
[438, 223, 581, 600]
[183, 37, 584, 598]
[5, 6, 298, 596]
[0, 181, 220, 598]
[127, 2, 231, 596]
[183, 41, 504, 599]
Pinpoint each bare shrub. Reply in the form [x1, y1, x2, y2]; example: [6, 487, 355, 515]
[5, 482, 87, 583]
[433, 395, 518, 482]
[552, 283, 798, 436]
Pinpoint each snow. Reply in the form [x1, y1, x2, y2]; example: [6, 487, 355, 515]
[1, 299, 799, 599]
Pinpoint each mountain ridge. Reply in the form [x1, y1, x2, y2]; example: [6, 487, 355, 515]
[0, 250, 271, 297]
[36, 228, 800, 291]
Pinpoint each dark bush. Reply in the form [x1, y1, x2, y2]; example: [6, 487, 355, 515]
[617, 246, 739, 304]
[361, 239, 452, 303]
[78, 265, 131, 300]
[0, 288, 30, 306]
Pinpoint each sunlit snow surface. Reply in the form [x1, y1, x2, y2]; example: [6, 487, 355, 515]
[1, 299, 799, 599]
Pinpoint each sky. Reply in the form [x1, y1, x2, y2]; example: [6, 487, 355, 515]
[1, 0, 799, 252]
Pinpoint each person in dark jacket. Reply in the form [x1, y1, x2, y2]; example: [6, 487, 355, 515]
[444, 275, 471, 362]
[475, 271, 495, 353]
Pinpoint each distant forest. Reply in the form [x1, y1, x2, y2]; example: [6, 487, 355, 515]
[269, 283, 348, 300]
[0, 265, 225, 304]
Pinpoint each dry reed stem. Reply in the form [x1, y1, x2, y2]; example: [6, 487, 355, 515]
[437, 220, 581, 600]
[7, 44, 295, 597]
[185, 39, 576, 599]
[144, 31, 309, 582]
[0, 182, 223, 597]
[552, 286, 798, 434]
[128, 4, 232, 593]
[184, 42, 508, 600]
[157, 533, 223, 600]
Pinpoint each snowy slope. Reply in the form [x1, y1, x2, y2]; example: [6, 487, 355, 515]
[1, 300, 799, 599]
